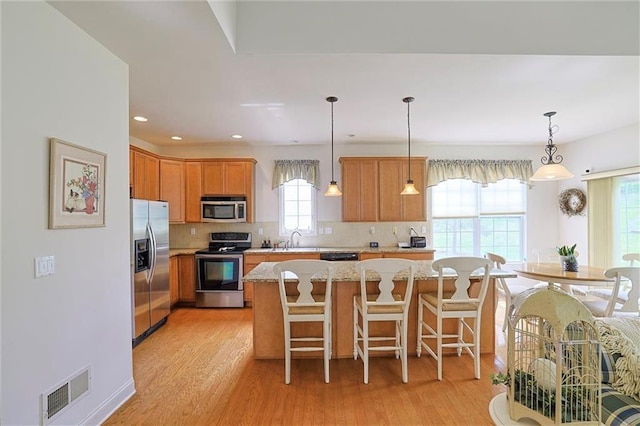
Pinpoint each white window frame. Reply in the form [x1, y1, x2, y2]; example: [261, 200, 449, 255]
[279, 179, 317, 237]
[430, 179, 527, 261]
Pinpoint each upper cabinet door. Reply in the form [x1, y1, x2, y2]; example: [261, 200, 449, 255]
[184, 162, 202, 223]
[202, 162, 224, 195]
[378, 159, 404, 221]
[224, 162, 247, 195]
[131, 149, 160, 200]
[160, 159, 185, 223]
[342, 159, 378, 222]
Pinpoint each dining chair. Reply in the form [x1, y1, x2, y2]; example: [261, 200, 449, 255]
[485, 252, 530, 332]
[587, 253, 640, 305]
[623, 253, 640, 266]
[353, 258, 417, 384]
[582, 267, 639, 317]
[273, 259, 335, 384]
[417, 256, 492, 381]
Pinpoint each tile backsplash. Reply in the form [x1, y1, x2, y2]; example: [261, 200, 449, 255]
[170, 221, 430, 249]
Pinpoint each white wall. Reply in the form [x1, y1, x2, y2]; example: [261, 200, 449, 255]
[558, 122, 640, 262]
[1, 2, 133, 424]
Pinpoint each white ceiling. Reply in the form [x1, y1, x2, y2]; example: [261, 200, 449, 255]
[50, 1, 639, 147]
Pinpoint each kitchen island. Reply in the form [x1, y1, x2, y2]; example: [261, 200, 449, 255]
[243, 260, 516, 359]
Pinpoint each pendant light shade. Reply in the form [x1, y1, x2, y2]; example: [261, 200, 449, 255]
[324, 96, 342, 196]
[530, 111, 574, 181]
[401, 96, 419, 195]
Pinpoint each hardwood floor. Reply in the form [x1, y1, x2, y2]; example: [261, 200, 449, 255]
[104, 306, 509, 425]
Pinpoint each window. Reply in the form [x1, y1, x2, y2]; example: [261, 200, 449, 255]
[431, 179, 526, 261]
[614, 174, 640, 261]
[279, 179, 317, 236]
[586, 169, 639, 267]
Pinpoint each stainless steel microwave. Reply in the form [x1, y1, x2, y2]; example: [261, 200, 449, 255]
[201, 196, 247, 223]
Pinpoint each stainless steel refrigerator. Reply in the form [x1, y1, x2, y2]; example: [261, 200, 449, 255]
[130, 199, 170, 346]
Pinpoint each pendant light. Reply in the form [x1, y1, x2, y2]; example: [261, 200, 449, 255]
[324, 96, 342, 196]
[401, 96, 419, 195]
[530, 111, 574, 181]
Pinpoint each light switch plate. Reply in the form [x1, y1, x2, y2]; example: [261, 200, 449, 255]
[35, 256, 55, 278]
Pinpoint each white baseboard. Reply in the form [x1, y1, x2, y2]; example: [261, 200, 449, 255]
[81, 378, 136, 425]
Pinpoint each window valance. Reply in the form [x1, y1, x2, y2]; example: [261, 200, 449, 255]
[427, 159, 534, 187]
[272, 160, 320, 189]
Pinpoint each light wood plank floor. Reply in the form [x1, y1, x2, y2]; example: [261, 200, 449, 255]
[104, 306, 509, 425]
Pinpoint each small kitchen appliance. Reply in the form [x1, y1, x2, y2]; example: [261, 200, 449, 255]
[200, 196, 246, 223]
[195, 232, 252, 308]
[410, 236, 427, 248]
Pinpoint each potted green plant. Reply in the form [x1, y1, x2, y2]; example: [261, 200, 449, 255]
[557, 244, 578, 272]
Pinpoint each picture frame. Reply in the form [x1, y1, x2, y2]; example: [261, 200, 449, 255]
[49, 138, 107, 229]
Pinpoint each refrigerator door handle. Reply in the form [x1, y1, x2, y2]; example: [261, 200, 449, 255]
[147, 222, 157, 284]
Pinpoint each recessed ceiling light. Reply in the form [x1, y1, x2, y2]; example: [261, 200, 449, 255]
[231, 134, 243, 139]
[171, 136, 182, 141]
[348, 134, 356, 138]
[132, 116, 148, 122]
[292, 140, 299, 144]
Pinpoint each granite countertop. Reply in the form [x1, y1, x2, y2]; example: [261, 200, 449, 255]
[169, 248, 200, 257]
[243, 260, 517, 282]
[244, 247, 435, 254]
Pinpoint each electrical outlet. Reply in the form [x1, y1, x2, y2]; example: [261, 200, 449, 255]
[421, 225, 427, 234]
[190, 228, 196, 235]
[392, 226, 397, 235]
[258, 227, 264, 235]
[370, 226, 375, 235]
[325, 227, 332, 235]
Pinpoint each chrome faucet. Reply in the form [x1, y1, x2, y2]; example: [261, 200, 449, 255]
[288, 230, 302, 249]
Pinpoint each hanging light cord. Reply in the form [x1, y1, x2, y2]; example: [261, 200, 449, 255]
[407, 99, 411, 180]
[403, 97, 414, 182]
[330, 99, 335, 181]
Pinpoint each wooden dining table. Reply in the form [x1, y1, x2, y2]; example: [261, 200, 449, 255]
[514, 262, 614, 292]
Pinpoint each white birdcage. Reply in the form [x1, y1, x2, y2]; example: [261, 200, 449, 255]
[506, 287, 601, 425]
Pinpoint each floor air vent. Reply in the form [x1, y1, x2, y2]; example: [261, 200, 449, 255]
[41, 366, 91, 425]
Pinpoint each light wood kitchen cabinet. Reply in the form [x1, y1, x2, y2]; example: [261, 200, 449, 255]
[242, 252, 320, 304]
[401, 159, 426, 221]
[160, 159, 185, 223]
[169, 256, 180, 306]
[201, 159, 256, 223]
[243, 254, 267, 305]
[202, 161, 251, 195]
[340, 157, 427, 222]
[128, 149, 256, 223]
[131, 148, 159, 200]
[341, 158, 378, 222]
[178, 254, 196, 302]
[358, 251, 433, 261]
[378, 158, 426, 221]
[184, 161, 202, 223]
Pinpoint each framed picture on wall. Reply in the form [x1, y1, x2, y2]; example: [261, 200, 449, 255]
[49, 138, 107, 229]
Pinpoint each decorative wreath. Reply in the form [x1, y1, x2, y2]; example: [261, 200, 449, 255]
[558, 188, 587, 217]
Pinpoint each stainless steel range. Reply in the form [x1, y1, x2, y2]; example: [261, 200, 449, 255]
[195, 232, 252, 308]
